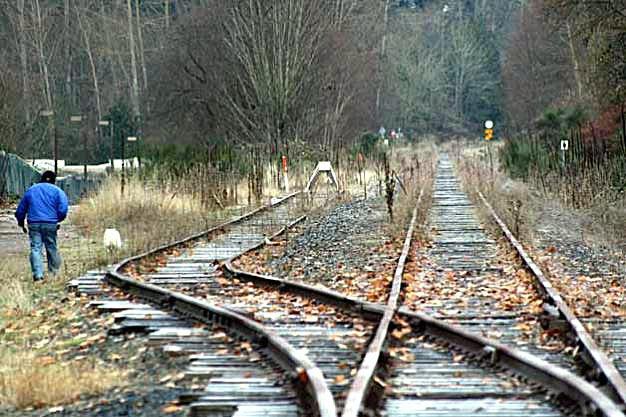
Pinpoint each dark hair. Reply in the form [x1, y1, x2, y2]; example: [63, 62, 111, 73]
[40, 170, 56, 184]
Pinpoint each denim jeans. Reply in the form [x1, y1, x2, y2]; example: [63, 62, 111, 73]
[28, 223, 62, 280]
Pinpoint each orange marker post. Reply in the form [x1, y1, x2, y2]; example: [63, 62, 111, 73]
[281, 155, 289, 192]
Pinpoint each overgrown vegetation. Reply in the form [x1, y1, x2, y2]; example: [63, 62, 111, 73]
[71, 174, 223, 261]
[455, 137, 626, 247]
[386, 139, 437, 238]
[454, 141, 537, 242]
[0, 233, 122, 410]
[0, 350, 125, 409]
[500, 106, 626, 209]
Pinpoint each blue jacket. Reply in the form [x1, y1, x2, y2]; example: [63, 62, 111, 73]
[15, 183, 69, 224]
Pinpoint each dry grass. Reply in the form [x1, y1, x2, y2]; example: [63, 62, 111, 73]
[0, 242, 127, 411]
[546, 165, 626, 247]
[0, 349, 126, 409]
[385, 141, 438, 238]
[447, 140, 537, 241]
[71, 175, 222, 263]
[0, 261, 33, 312]
[0, 233, 107, 316]
[450, 139, 626, 248]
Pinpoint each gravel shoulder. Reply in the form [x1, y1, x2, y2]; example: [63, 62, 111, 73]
[527, 200, 626, 319]
[235, 195, 406, 303]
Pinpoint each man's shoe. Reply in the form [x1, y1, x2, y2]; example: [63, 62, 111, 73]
[33, 276, 44, 282]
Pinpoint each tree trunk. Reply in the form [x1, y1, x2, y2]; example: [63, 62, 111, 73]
[164, 0, 170, 29]
[17, 0, 30, 125]
[375, 0, 391, 119]
[566, 21, 584, 99]
[126, 0, 141, 118]
[101, 1, 120, 100]
[135, 0, 148, 93]
[64, 0, 73, 103]
[76, 5, 102, 122]
[621, 101, 626, 152]
[34, 0, 53, 110]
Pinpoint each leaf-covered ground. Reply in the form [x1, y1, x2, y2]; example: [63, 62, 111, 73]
[234, 197, 406, 303]
[530, 202, 626, 319]
[0, 210, 195, 417]
[0, 286, 195, 417]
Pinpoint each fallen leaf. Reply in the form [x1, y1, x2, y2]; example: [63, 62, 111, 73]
[162, 404, 182, 413]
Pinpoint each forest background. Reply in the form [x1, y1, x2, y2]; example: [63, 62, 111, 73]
[0, 0, 624, 197]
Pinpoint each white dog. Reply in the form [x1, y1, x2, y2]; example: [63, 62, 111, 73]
[103, 228, 122, 250]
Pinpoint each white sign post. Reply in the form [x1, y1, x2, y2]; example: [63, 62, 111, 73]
[560, 140, 569, 168]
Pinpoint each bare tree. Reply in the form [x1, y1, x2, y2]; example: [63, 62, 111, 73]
[152, 0, 378, 155]
[502, 0, 576, 128]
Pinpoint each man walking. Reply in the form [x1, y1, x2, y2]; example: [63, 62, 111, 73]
[15, 171, 69, 282]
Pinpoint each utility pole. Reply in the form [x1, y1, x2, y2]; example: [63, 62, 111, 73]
[99, 120, 114, 172]
[70, 115, 85, 179]
[121, 134, 125, 196]
[40, 110, 56, 174]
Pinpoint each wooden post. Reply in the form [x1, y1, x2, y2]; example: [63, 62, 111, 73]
[621, 101, 626, 152]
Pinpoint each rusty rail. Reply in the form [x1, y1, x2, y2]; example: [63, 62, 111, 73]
[104, 192, 337, 417]
[397, 307, 625, 417]
[340, 188, 424, 417]
[478, 191, 626, 407]
[225, 189, 625, 416]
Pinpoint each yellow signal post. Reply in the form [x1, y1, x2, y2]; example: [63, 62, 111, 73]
[484, 128, 493, 140]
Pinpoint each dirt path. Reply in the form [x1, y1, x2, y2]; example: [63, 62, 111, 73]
[1, 207, 86, 258]
[0, 209, 27, 256]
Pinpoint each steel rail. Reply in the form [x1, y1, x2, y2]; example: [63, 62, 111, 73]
[223, 216, 387, 321]
[225, 191, 626, 417]
[478, 190, 626, 407]
[222, 263, 385, 321]
[340, 188, 424, 417]
[396, 307, 625, 417]
[109, 184, 626, 416]
[105, 271, 336, 417]
[103, 192, 337, 417]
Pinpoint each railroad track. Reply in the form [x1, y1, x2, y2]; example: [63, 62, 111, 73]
[370, 155, 624, 417]
[70, 157, 626, 417]
[73, 192, 372, 417]
[223, 188, 623, 416]
[226, 157, 625, 416]
[71, 194, 313, 415]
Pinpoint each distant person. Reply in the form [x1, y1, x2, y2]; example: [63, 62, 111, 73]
[15, 171, 69, 282]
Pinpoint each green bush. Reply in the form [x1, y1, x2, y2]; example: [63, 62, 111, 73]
[500, 137, 535, 179]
